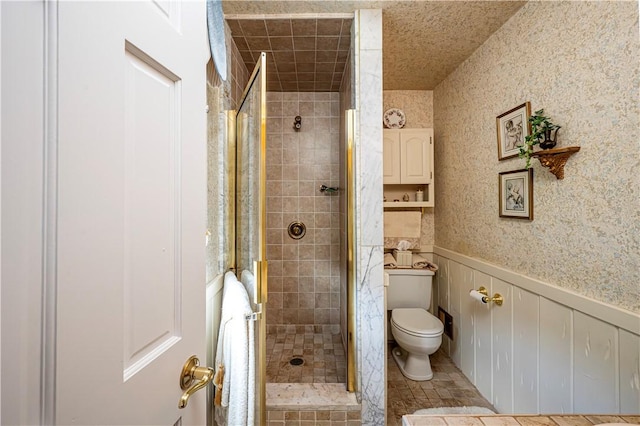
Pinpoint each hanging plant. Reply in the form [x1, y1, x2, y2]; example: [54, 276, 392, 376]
[519, 109, 561, 168]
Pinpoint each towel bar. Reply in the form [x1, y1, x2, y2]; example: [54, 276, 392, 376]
[245, 312, 261, 321]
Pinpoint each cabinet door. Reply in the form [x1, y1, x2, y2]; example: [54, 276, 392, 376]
[383, 129, 401, 184]
[400, 129, 432, 184]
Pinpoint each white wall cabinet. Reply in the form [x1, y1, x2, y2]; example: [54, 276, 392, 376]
[383, 129, 433, 184]
[383, 129, 434, 207]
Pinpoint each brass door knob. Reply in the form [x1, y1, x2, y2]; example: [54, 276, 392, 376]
[178, 355, 214, 409]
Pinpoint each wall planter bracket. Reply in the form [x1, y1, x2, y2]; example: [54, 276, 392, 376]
[532, 146, 580, 179]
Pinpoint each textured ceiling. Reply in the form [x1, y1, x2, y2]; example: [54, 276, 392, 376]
[223, 1, 527, 91]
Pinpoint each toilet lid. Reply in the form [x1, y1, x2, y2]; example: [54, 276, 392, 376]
[391, 308, 444, 336]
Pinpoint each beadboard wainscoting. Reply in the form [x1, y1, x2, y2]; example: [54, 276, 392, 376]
[432, 247, 640, 416]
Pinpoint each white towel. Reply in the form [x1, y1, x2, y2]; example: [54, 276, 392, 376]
[412, 253, 439, 271]
[240, 269, 257, 310]
[214, 271, 254, 426]
[239, 270, 257, 426]
[384, 252, 398, 268]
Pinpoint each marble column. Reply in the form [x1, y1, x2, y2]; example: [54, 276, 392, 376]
[353, 9, 385, 426]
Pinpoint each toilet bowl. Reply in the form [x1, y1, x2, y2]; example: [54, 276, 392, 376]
[385, 268, 442, 381]
[390, 307, 444, 381]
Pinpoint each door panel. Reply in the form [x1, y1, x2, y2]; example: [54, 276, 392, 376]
[123, 43, 182, 379]
[56, 1, 208, 424]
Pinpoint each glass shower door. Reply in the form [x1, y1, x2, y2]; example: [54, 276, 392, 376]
[235, 52, 267, 425]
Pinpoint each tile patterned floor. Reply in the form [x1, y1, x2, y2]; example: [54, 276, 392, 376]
[266, 328, 347, 383]
[263, 337, 637, 426]
[387, 345, 495, 426]
[267, 409, 361, 426]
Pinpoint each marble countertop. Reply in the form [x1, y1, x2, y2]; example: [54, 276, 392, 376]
[266, 383, 359, 411]
[402, 414, 640, 425]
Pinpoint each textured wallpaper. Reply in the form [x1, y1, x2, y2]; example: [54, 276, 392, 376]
[434, 1, 639, 312]
[383, 90, 435, 248]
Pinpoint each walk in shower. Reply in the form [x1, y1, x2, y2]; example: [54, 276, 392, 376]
[209, 9, 386, 423]
[226, 15, 356, 388]
[263, 90, 346, 383]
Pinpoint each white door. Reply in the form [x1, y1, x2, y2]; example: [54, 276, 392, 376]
[56, 1, 209, 424]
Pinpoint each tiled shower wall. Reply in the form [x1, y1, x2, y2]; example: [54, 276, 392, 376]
[265, 92, 342, 331]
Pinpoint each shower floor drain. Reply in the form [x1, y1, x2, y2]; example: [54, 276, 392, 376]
[289, 357, 304, 366]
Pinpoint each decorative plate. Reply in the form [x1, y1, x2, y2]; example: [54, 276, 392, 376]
[383, 108, 406, 129]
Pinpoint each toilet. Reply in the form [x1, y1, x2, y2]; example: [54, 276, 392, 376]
[386, 268, 444, 381]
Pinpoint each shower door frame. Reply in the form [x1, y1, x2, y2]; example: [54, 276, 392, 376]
[233, 54, 358, 412]
[346, 109, 357, 392]
[234, 52, 268, 425]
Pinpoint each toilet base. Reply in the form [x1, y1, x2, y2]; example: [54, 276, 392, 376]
[391, 346, 433, 381]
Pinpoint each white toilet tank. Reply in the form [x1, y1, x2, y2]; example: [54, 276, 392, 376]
[386, 268, 435, 310]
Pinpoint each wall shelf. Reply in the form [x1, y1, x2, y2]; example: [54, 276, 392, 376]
[532, 146, 581, 179]
[383, 201, 434, 213]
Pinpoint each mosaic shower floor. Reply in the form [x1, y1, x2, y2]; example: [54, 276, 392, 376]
[387, 345, 495, 426]
[266, 327, 347, 384]
[265, 329, 493, 424]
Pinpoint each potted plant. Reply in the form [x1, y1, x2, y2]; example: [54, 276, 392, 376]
[519, 109, 561, 168]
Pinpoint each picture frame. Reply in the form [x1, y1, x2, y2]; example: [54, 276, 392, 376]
[496, 102, 531, 160]
[499, 168, 533, 220]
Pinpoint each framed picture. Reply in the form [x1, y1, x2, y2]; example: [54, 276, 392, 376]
[496, 102, 531, 160]
[499, 168, 533, 220]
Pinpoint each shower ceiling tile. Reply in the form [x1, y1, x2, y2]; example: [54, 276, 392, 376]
[245, 36, 271, 51]
[270, 36, 294, 50]
[266, 19, 293, 36]
[297, 63, 315, 73]
[291, 19, 317, 36]
[273, 51, 295, 64]
[316, 19, 343, 35]
[293, 36, 316, 50]
[239, 50, 255, 64]
[315, 63, 335, 73]
[295, 51, 317, 64]
[226, 17, 350, 92]
[316, 37, 339, 51]
[238, 19, 268, 37]
[276, 61, 296, 73]
[232, 36, 249, 51]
